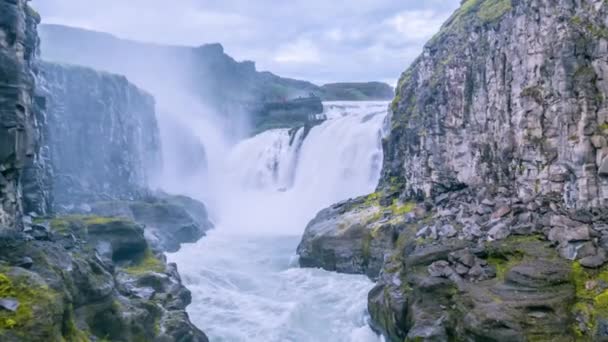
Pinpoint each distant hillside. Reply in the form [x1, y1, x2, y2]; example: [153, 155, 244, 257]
[320, 82, 394, 101]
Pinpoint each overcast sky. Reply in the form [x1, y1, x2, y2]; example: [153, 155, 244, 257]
[32, 0, 460, 85]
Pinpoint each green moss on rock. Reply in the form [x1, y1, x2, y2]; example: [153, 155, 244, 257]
[477, 0, 512, 23]
[0, 269, 63, 340]
[123, 249, 165, 275]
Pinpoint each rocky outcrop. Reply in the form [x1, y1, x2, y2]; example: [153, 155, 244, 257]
[39, 62, 162, 210]
[320, 82, 394, 101]
[89, 192, 214, 253]
[0, 2, 209, 340]
[0, 0, 48, 229]
[298, 0, 608, 340]
[0, 215, 208, 341]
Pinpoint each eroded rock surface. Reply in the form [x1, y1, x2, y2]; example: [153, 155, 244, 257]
[39, 62, 162, 210]
[0, 0, 48, 229]
[0, 216, 208, 341]
[298, 0, 608, 340]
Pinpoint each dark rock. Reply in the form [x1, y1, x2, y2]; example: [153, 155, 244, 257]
[16, 256, 33, 269]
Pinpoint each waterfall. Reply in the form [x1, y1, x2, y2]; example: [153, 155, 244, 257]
[168, 101, 387, 342]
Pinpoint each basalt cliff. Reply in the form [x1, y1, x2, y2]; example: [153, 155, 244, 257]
[298, 0, 608, 340]
[0, 1, 210, 341]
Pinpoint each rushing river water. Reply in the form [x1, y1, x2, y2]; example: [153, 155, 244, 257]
[168, 102, 388, 341]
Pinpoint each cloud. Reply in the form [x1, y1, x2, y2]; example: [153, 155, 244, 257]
[274, 39, 321, 64]
[31, 0, 460, 84]
[386, 10, 449, 41]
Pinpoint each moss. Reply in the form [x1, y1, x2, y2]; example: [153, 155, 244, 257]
[521, 86, 543, 104]
[123, 249, 164, 275]
[62, 308, 90, 342]
[599, 123, 608, 132]
[390, 200, 416, 216]
[570, 262, 608, 338]
[83, 217, 125, 226]
[0, 271, 58, 333]
[571, 15, 608, 39]
[364, 192, 381, 206]
[361, 233, 373, 265]
[477, 0, 512, 23]
[486, 252, 523, 280]
[25, 5, 41, 23]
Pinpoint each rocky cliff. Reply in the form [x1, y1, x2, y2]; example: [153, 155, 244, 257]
[0, 2, 210, 340]
[0, 0, 48, 229]
[39, 62, 162, 210]
[298, 0, 608, 340]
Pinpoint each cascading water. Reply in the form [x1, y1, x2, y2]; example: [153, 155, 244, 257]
[168, 101, 388, 342]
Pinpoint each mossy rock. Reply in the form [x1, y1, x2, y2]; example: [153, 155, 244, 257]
[0, 268, 64, 341]
[122, 248, 165, 276]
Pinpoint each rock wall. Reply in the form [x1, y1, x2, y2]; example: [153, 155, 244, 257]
[0, 0, 48, 229]
[298, 0, 608, 340]
[384, 0, 608, 209]
[39, 62, 162, 210]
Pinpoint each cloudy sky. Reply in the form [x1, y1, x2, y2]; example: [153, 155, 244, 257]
[32, 0, 460, 85]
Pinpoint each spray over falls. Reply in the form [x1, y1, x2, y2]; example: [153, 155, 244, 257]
[168, 102, 388, 341]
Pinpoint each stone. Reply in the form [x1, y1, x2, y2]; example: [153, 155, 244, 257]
[449, 249, 476, 268]
[580, 249, 608, 268]
[0, 298, 19, 312]
[463, 224, 483, 239]
[491, 206, 511, 220]
[17, 256, 33, 269]
[438, 224, 457, 238]
[428, 261, 453, 278]
[488, 223, 510, 241]
[548, 225, 591, 245]
[132, 287, 156, 300]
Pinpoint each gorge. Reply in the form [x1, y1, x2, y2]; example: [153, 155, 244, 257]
[2, 0, 608, 341]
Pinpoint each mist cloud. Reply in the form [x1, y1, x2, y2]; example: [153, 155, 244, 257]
[32, 0, 460, 85]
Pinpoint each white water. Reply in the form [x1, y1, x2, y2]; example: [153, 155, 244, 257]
[168, 101, 388, 342]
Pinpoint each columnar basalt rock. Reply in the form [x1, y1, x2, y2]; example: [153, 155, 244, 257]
[298, 0, 608, 340]
[39, 62, 162, 210]
[0, 0, 47, 229]
[383, 0, 608, 209]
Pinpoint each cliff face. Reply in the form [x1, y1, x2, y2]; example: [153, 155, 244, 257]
[298, 0, 608, 340]
[39, 62, 162, 210]
[0, 0, 48, 228]
[384, 0, 608, 208]
[0, 3, 210, 340]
